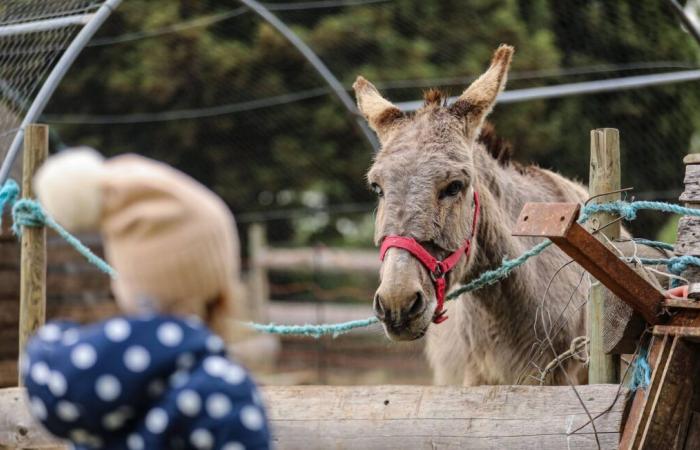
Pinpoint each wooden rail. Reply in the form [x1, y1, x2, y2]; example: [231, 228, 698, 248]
[0, 384, 627, 449]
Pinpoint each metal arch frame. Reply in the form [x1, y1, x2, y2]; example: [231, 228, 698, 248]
[238, 0, 379, 152]
[0, 0, 124, 185]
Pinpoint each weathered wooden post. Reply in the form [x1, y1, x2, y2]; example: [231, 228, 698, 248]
[247, 222, 270, 323]
[586, 128, 620, 383]
[17, 124, 48, 385]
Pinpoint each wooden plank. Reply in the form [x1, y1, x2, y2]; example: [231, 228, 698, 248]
[18, 124, 48, 386]
[0, 385, 627, 449]
[257, 247, 378, 273]
[620, 334, 671, 449]
[639, 336, 699, 449]
[587, 128, 620, 383]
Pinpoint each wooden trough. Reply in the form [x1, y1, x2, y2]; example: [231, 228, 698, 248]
[2, 126, 699, 449]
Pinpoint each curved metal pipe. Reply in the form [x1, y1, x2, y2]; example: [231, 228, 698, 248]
[666, 0, 700, 47]
[238, 0, 379, 152]
[0, 0, 123, 185]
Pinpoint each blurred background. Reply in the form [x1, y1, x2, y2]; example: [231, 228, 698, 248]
[3, 0, 700, 386]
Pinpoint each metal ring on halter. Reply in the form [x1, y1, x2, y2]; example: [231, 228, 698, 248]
[430, 264, 444, 281]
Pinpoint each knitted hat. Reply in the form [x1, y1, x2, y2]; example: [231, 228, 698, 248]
[34, 148, 242, 341]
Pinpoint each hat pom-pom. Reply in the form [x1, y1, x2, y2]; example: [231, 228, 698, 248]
[34, 147, 106, 231]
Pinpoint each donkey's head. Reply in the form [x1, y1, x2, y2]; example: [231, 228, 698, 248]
[355, 45, 513, 341]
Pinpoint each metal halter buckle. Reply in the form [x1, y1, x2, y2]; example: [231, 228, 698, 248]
[430, 264, 444, 281]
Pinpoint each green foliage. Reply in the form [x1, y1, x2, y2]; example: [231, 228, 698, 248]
[46, 0, 700, 244]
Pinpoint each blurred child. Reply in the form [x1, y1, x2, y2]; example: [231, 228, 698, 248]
[22, 149, 271, 449]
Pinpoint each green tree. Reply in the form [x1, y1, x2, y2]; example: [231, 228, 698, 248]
[46, 0, 699, 243]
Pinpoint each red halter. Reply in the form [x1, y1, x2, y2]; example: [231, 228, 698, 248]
[379, 191, 480, 324]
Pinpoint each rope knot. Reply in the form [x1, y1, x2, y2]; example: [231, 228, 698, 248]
[11, 199, 47, 235]
[618, 204, 638, 221]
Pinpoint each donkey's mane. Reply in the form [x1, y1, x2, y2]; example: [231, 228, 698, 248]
[477, 122, 513, 167]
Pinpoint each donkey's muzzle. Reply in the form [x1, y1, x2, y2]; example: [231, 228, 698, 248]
[373, 291, 426, 325]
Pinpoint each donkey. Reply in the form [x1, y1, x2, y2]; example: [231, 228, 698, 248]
[353, 45, 590, 386]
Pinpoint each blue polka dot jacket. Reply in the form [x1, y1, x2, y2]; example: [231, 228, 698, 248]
[23, 315, 271, 450]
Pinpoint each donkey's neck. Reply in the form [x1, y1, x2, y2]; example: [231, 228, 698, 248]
[453, 144, 562, 328]
[466, 146, 533, 279]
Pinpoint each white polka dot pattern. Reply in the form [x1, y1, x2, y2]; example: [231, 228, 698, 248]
[61, 328, 80, 346]
[105, 319, 131, 342]
[124, 346, 151, 372]
[206, 335, 224, 353]
[169, 369, 189, 388]
[31, 362, 50, 385]
[30, 396, 47, 420]
[206, 393, 232, 418]
[39, 324, 62, 342]
[102, 407, 131, 430]
[224, 365, 246, 385]
[95, 375, 121, 401]
[145, 407, 169, 434]
[176, 390, 201, 417]
[127, 433, 145, 450]
[48, 371, 67, 397]
[240, 405, 264, 431]
[203, 356, 228, 377]
[190, 428, 214, 450]
[157, 322, 183, 347]
[56, 401, 80, 422]
[222, 443, 245, 450]
[71, 344, 97, 369]
[176, 352, 195, 369]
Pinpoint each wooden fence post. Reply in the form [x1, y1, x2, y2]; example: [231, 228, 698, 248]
[587, 128, 620, 384]
[247, 223, 269, 323]
[17, 124, 48, 385]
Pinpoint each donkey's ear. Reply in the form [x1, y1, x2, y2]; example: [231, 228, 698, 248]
[353, 76, 404, 140]
[449, 44, 514, 140]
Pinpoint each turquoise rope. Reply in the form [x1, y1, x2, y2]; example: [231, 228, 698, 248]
[632, 238, 675, 252]
[247, 317, 380, 338]
[0, 179, 19, 228]
[580, 200, 700, 222]
[629, 348, 651, 391]
[11, 198, 117, 279]
[3, 177, 700, 338]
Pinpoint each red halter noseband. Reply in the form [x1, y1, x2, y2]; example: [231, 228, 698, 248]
[379, 191, 480, 324]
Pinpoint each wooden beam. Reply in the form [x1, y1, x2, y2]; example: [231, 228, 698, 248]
[0, 385, 628, 449]
[513, 203, 663, 324]
[256, 247, 378, 273]
[587, 128, 621, 384]
[18, 124, 48, 386]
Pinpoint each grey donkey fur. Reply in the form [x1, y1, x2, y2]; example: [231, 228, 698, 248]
[354, 45, 593, 385]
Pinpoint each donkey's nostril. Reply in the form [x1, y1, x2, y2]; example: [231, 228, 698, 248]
[406, 292, 425, 319]
[373, 294, 386, 320]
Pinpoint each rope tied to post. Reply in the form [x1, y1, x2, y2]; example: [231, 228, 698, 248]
[1, 181, 117, 279]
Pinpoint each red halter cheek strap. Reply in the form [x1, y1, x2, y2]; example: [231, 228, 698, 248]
[379, 191, 480, 324]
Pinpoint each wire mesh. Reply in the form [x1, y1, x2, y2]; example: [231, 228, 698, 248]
[0, 0, 102, 176]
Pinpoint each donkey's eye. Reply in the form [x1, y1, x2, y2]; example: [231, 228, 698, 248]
[440, 181, 464, 199]
[371, 182, 384, 197]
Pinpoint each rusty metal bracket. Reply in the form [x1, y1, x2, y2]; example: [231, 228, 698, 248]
[512, 202, 663, 324]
